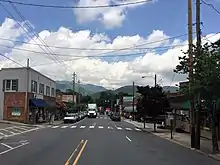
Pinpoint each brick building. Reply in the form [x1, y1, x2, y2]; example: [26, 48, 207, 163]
[0, 67, 56, 123]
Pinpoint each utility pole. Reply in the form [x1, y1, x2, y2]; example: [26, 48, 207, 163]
[78, 80, 81, 105]
[72, 72, 76, 107]
[195, 0, 201, 150]
[154, 74, 157, 87]
[188, 0, 196, 148]
[25, 58, 30, 123]
[132, 81, 135, 120]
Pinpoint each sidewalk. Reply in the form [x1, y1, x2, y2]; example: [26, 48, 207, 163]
[0, 120, 34, 126]
[124, 119, 220, 161]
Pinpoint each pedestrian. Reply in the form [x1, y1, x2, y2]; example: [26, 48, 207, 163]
[50, 112, 55, 125]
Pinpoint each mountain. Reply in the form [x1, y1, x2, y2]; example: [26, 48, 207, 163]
[56, 81, 107, 95]
[114, 85, 179, 94]
[114, 85, 138, 95]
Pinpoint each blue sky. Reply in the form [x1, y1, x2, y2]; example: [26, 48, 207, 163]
[0, 0, 219, 40]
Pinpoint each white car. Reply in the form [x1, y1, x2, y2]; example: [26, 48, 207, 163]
[64, 113, 77, 123]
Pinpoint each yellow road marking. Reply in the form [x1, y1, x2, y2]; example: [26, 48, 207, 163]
[72, 140, 88, 165]
[65, 140, 84, 165]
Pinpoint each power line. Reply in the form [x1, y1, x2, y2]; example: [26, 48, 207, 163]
[201, 0, 220, 15]
[0, 0, 151, 9]
[0, 43, 186, 57]
[0, 52, 24, 67]
[0, 33, 190, 51]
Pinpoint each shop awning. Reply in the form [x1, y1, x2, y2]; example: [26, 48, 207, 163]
[29, 98, 48, 108]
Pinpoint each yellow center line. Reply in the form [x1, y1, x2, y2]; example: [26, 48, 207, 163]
[72, 140, 88, 165]
[65, 140, 84, 165]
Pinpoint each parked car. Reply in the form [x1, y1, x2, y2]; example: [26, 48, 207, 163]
[64, 113, 77, 123]
[110, 112, 121, 121]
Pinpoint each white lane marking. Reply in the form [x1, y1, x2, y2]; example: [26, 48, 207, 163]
[71, 126, 77, 128]
[89, 126, 95, 129]
[116, 127, 122, 130]
[135, 128, 141, 131]
[98, 126, 104, 129]
[1, 143, 13, 149]
[2, 129, 16, 134]
[126, 136, 132, 142]
[126, 128, 132, 131]
[0, 132, 7, 136]
[80, 126, 86, 128]
[0, 142, 29, 155]
[8, 128, 22, 133]
[108, 126, 113, 129]
[14, 127, 28, 131]
[52, 126, 59, 128]
[61, 126, 68, 128]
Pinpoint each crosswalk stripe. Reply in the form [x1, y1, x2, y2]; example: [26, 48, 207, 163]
[98, 126, 104, 129]
[71, 126, 77, 128]
[80, 126, 86, 128]
[108, 126, 113, 129]
[89, 126, 95, 128]
[52, 126, 59, 128]
[116, 127, 122, 130]
[61, 126, 68, 128]
[135, 128, 141, 131]
[126, 128, 132, 131]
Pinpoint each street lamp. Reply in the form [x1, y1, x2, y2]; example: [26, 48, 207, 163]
[142, 74, 157, 87]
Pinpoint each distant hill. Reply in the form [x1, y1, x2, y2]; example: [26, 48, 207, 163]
[114, 85, 138, 95]
[56, 81, 107, 95]
[114, 85, 179, 94]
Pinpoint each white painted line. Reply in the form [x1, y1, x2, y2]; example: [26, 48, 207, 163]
[135, 128, 141, 131]
[0, 142, 29, 155]
[14, 127, 28, 131]
[98, 126, 104, 129]
[89, 126, 95, 129]
[71, 126, 77, 128]
[126, 136, 132, 142]
[52, 126, 59, 128]
[80, 126, 86, 128]
[61, 126, 68, 128]
[2, 129, 16, 134]
[8, 128, 22, 133]
[0, 132, 7, 136]
[126, 128, 132, 131]
[116, 127, 122, 130]
[108, 126, 113, 129]
[1, 143, 13, 149]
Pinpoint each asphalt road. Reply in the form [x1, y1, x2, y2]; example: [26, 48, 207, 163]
[0, 115, 219, 165]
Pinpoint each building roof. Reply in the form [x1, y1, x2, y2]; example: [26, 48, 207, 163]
[0, 67, 55, 83]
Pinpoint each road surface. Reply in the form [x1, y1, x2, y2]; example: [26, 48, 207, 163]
[0, 116, 219, 165]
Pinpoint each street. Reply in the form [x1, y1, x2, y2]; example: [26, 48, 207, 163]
[0, 116, 219, 165]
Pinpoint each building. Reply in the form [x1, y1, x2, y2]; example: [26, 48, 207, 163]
[0, 67, 56, 123]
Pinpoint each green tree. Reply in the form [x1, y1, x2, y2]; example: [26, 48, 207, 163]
[175, 42, 220, 153]
[137, 85, 170, 131]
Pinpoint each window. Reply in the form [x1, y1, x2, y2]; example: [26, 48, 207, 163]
[46, 86, 50, 96]
[39, 83, 44, 94]
[3, 79, 18, 91]
[51, 88, 55, 96]
[31, 80, 37, 93]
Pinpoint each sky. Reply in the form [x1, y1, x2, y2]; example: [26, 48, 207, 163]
[0, 0, 219, 89]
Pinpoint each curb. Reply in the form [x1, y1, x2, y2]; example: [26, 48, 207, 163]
[125, 120, 220, 162]
[0, 120, 36, 127]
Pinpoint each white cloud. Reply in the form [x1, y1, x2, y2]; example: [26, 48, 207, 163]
[73, 0, 151, 28]
[0, 18, 220, 89]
